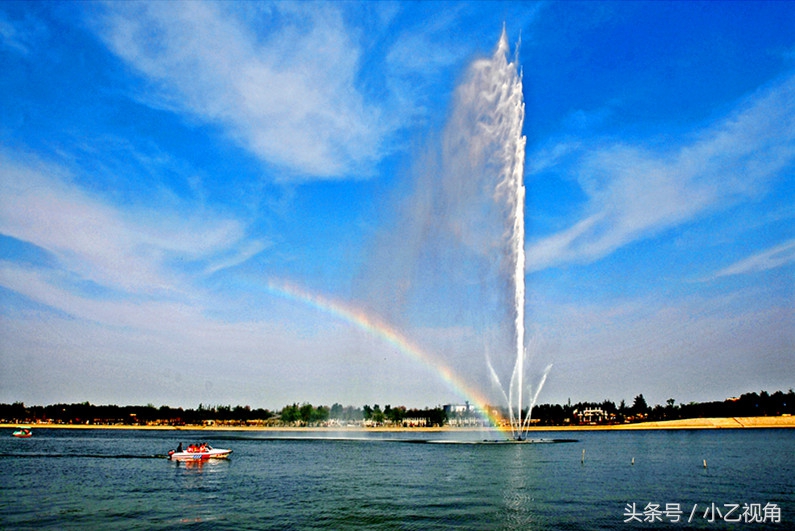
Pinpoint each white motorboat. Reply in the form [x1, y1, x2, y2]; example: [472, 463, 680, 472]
[168, 444, 231, 461]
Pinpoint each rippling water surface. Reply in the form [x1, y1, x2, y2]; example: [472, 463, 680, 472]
[1, 428, 792, 529]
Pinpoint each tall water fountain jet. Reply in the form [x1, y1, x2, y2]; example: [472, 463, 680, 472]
[473, 28, 547, 441]
[361, 28, 549, 440]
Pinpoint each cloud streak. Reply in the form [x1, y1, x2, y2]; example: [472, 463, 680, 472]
[526, 74, 795, 271]
[0, 150, 264, 298]
[709, 239, 795, 280]
[92, 1, 396, 179]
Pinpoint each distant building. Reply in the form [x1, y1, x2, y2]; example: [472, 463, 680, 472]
[573, 408, 612, 424]
[444, 402, 472, 415]
[402, 417, 428, 427]
[443, 401, 493, 427]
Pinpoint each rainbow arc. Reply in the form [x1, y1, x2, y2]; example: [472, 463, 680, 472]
[265, 279, 502, 426]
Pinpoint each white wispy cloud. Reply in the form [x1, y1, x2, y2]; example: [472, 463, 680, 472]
[0, 10, 42, 55]
[0, 260, 200, 331]
[526, 74, 795, 271]
[92, 1, 394, 179]
[709, 239, 795, 280]
[383, 7, 467, 115]
[0, 150, 264, 298]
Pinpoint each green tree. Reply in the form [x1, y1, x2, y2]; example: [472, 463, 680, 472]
[280, 403, 300, 424]
[632, 394, 649, 416]
[386, 405, 406, 424]
[371, 404, 385, 424]
[313, 405, 330, 424]
[299, 403, 314, 424]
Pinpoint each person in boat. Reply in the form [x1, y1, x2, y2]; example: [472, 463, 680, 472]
[176, 442, 183, 453]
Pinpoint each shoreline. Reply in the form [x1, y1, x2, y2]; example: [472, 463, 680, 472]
[3, 416, 793, 432]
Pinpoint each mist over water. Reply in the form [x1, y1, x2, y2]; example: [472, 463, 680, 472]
[360, 29, 547, 430]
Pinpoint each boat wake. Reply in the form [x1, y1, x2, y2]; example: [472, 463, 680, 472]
[0, 453, 170, 459]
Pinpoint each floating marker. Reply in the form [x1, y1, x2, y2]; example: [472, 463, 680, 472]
[631, 457, 635, 465]
[703, 459, 707, 469]
[581, 448, 586, 463]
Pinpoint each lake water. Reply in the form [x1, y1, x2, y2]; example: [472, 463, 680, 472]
[0, 428, 792, 529]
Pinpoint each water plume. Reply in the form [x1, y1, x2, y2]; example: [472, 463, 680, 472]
[460, 28, 547, 439]
[359, 28, 549, 439]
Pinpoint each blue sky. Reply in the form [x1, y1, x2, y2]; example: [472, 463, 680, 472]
[1, 1, 792, 410]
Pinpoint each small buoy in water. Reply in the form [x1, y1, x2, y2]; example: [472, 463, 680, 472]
[581, 448, 586, 463]
[631, 457, 635, 465]
[703, 459, 707, 468]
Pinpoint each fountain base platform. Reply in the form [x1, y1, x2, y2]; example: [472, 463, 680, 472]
[481, 438, 578, 444]
[420, 438, 578, 445]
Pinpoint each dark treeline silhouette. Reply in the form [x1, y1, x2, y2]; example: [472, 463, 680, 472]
[1, 389, 792, 427]
[0, 400, 447, 427]
[277, 403, 446, 427]
[530, 389, 795, 426]
[0, 402, 275, 426]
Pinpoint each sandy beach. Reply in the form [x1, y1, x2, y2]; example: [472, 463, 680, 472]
[3, 416, 793, 432]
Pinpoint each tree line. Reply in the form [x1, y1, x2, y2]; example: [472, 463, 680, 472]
[279, 403, 446, 427]
[0, 400, 447, 427]
[0, 402, 275, 426]
[1, 389, 791, 427]
[529, 389, 795, 425]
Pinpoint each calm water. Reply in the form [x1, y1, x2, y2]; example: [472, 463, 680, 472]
[0, 428, 792, 529]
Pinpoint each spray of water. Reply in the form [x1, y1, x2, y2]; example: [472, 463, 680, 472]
[360, 28, 549, 439]
[476, 28, 548, 440]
